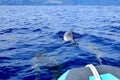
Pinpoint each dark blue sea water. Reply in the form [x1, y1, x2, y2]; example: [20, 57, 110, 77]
[0, 6, 120, 80]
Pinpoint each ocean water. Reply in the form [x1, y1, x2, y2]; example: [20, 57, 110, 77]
[0, 6, 120, 80]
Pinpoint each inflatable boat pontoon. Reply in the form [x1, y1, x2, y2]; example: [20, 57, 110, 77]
[58, 64, 120, 80]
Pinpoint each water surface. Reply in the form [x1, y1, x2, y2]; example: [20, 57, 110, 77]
[0, 6, 120, 80]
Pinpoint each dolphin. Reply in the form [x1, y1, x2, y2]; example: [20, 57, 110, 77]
[63, 29, 74, 42]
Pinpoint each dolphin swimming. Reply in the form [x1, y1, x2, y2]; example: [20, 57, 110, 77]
[63, 29, 74, 42]
[89, 43, 103, 65]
